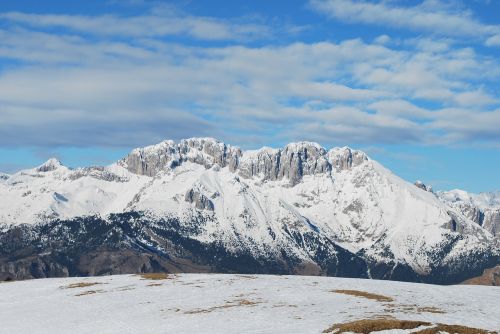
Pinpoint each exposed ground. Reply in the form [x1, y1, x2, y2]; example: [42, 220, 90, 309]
[0, 274, 498, 333]
[462, 265, 500, 286]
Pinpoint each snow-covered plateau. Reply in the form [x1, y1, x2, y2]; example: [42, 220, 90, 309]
[0, 138, 498, 284]
[0, 273, 498, 333]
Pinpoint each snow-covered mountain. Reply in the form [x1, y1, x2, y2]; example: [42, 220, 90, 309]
[0, 138, 498, 283]
[438, 189, 500, 238]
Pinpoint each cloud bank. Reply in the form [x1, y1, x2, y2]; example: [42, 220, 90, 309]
[0, 2, 499, 150]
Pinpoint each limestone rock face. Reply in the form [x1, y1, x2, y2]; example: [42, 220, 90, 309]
[237, 147, 281, 181]
[185, 188, 214, 211]
[483, 210, 500, 237]
[121, 138, 242, 177]
[278, 142, 331, 185]
[238, 142, 331, 185]
[121, 140, 179, 177]
[327, 147, 367, 172]
[121, 138, 370, 186]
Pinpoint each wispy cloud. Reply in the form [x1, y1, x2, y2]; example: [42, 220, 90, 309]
[0, 4, 499, 150]
[309, 0, 500, 46]
[0, 9, 273, 41]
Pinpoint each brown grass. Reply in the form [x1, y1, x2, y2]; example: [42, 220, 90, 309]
[331, 289, 394, 302]
[63, 282, 102, 289]
[323, 319, 430, 333]
[115, 285, 136, 291]
[383, 303, 446, 315]
[462, 265, 500, 286]
[236, 275, 257, 280]
[147, 283, 163, 287]
[184, 299, 260, 314]
[416, 306, 446, 314]
[323, 319, 497, 334]
[138, 273, 170, 280]
[413, 323, 497, 334]
[75, 289, 105, 297]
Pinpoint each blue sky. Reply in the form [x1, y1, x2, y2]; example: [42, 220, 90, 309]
[0, 0, 499, 192]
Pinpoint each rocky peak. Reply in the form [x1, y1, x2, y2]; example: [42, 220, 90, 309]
[327, 147, 368, 172]
[0, 173, 10, 181]
[178, 137, 242, 171]
[36, 158, 63, 173]
[121, 138, 241, 177]
[414, 180, 433, 193]
[121, 138, 369, 185]
[278, 142, 330, 185]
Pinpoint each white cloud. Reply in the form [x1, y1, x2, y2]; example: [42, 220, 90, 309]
[485, 34, 500, 47]
[0, 10, 272, 41]
[310, 0, 500, 46]
[374, 34, 391, 45]
[0, 8, 498, 148]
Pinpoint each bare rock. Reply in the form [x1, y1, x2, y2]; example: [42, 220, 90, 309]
[185, 188, 214, 211]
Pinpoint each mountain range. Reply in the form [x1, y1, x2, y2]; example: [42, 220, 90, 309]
[0, 138, 498, 284]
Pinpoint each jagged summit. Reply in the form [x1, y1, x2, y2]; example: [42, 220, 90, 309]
[120, 137, 368, 184]
[36, 158, 64, 172]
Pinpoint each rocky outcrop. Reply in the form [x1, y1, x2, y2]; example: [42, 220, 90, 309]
[327, 147, 367, 172]
[238, 142, 331, 185]
[36, 158, 63, 173]
[121, 138, 242, 177]
[483, 210, 500, 237]
[185, 188, 214, 211]
[438, 190, 500, 238]
[414, 180, 433, 192]
[68, 167, 129, 182]
[122, 138, 368, 186]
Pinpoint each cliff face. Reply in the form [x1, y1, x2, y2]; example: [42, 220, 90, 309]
[121, 138, 366, 185]
[438, 190, 500, 238]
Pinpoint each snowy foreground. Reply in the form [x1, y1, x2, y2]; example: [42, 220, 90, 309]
[1, 274, 499, 333]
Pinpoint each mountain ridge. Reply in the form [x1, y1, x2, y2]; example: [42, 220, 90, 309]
[0, 137, 498, 283]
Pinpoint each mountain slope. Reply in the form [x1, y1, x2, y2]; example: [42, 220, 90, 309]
[0, 138, 498, 283]
[438, 189, 500, 238]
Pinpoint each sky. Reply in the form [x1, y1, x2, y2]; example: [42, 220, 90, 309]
[0, 0, 499, 193]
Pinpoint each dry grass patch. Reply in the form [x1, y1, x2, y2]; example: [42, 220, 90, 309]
[383, 304, 446, 315]
[272, 302, 298, 308]
[236, 275, 257, 280]
[62, 282, 102, 289]
[323, 319, 496, 334]
[184, 299, 260, 314]
[413, 323, 496, 334]
[75, 289, 105, 297]
[115, 285, 136, 291]
[323, 319, 430, 333]
[331, 289, 394, 302]
[138, 273, 170, 280]
[147, 283, 163, 287]
[416, 306, 446, 314]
